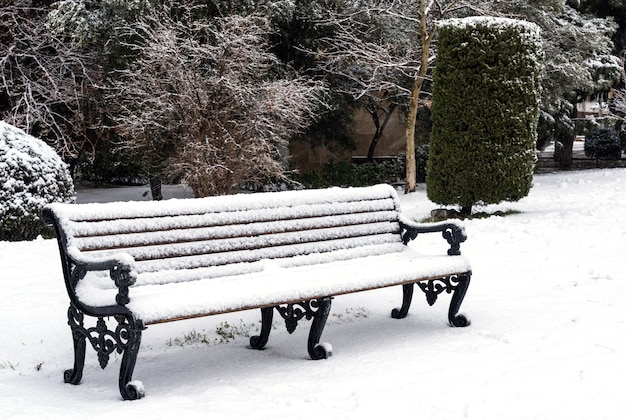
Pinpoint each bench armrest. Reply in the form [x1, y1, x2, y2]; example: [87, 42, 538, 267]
[398, 215, 467, 256]
[67, 247, 137, 306]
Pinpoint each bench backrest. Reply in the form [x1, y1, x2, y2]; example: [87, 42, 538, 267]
[44, 184, 405, 285]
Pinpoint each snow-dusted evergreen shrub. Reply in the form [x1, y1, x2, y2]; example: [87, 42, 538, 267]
[0, 122, 75, 241]
[426, 17, 542, 215]
[584, 128, 622, 160]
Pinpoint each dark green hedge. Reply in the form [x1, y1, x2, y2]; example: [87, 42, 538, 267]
[584, 128, 622, 160]
[426, 17, 542, 213]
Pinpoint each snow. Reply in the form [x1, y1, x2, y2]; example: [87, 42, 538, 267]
[0, 121, 74, 240]
[2, 169, 626, 418]
[51, 184, 399, 222]
[440, 16, 541, 37]
[70, 210, 401, 250]
[76, 247, 470, 324]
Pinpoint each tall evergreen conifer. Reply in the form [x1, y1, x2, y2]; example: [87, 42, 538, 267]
[426, 17, 542, 215]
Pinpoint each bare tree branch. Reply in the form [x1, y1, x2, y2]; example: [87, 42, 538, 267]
[310, 0, 473, 185]
[109, 6, 328, 196]
[0, 3, 100, 161]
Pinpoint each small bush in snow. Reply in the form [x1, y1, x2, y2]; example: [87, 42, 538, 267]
[584, 128, 622, 160]
[0, 122, 75, 241]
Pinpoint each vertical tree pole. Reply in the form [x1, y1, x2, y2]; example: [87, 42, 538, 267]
[405, 0, 463, 193]
[405, 0, 433, 193]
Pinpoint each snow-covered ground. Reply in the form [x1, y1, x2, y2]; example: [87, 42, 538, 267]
[2, 169, 626, 419]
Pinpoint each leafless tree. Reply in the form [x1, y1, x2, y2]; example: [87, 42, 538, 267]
[315, 0, 482, 192]
[109, 5, 328, 197]
[314, 2, 416, 162]
[0, 2, 100, 163]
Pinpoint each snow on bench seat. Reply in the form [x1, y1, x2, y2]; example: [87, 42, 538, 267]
[76, 246, 470, 324]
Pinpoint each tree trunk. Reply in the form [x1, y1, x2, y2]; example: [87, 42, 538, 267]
[405, 0, 433, 193]
[367, 132, 383, 161]
[405, 82, 421, 193]
[367, 103, 396, 160]
[367, 107, 383, 161]
[554, 135, 574, 170]
[149, 176, 163, 201]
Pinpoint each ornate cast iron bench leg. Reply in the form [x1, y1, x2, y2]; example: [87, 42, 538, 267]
[448, 273, 471, 327]
[65, 303, 145, 400]
[116, 315, 145, 400]
[273, 297, 333, 360]
[307, 297, 333, 360]
[393, 273, 471, 326]
[415, 273, 472, 327]
[65, 304, 87, 385]
[391, 283, 414, 319]
[250, 306, 274, 350]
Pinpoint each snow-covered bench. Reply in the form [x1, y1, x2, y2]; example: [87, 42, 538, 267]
[43, 184, 472, 400]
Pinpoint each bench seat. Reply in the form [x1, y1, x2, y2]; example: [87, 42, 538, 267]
[76, 246, 470, 324]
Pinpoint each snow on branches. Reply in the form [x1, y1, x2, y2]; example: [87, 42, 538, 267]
[0, 3, 99, 161]
[109, 6, 328, 196]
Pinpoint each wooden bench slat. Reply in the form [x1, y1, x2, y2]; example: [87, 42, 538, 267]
[66, 199, 396, 238]
[54, 185, 399, 223]
[132, 242, 410, 286]
[79, 242, 411, 290]
[71, 210, 400, 251]
[74, 248, 470, 325]
[85, 231, 403, 274]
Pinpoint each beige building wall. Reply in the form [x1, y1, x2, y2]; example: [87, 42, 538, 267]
[290, 108, 407, 173]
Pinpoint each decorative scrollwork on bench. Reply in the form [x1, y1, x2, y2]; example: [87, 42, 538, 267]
[401, 227, 419, 245]
[418, 276, 463, 306]
[67, 304, 144, 369]
[110, 264, 136, 306]
[415, 274, 471, 327]
[398, 221, 466, 256]
[442, 226, 465, 256]
[69, 264, 87, 289]
[273, 298, 333, 360]
[275, 301, 317, 334]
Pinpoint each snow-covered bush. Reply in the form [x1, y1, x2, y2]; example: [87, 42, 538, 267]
[110, 7, 327, 197]
[426, 17, 542, 215]
[0, 121, 75, 241]
[584, 128, 622, 160]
